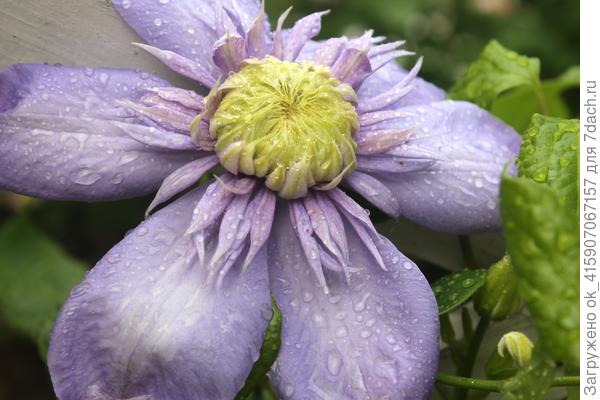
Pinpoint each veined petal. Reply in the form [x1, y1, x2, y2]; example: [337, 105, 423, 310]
[48, 186, 271, 400]
[354, 100, 521, 233]
[0, 64, 199, 201]
[268, 199, 439, 399]
[113, 0, 262, 79]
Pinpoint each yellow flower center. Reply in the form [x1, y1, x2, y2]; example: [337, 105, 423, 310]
[204, 56, 359, 199]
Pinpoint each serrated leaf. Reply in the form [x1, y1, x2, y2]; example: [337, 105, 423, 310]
[0, 216, 86, 359]
[500, 177, 579, 365]
[493, 66, 580, 132]
[517, 114, 579, 213]
[449, 40, 541, 110]
[432, 269, 487, 315]
[501, 349, 555, 400]
[235, 298, 282, 400]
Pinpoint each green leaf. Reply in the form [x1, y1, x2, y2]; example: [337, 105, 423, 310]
[432, 269, 487, 315]
[500, 177, 579, 365]
[449, 40, 541, 110]
[516, 114, 579, 213]
[501, 349, 556, 400]
[493, 66, 580, 132]
[235, 298, 282, 400]
[0, 216, 86, 359]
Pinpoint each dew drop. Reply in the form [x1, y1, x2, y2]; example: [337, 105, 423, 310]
[402, 261, 413, 270]
[327, 350, 342, 375]
[73, 168, 101, 185]
[154, 18, 163, 27]
[462, 278, 475, 288]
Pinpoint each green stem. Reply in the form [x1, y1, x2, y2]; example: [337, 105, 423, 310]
[436, 373, 580, 392]
[458, 235, 476, 269]
[533, 82, 550, 115]
[454, 317, 490, 400]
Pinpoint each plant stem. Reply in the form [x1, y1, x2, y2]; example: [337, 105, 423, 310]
[453, 316, 490, 400]
[458, 235, 477, 269]
[436, 372, 580, 392]
[533, 83, 550, 115]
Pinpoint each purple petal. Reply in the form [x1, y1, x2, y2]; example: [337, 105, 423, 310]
[344, 171, 400, 217]
[212, 33, 248, 74]
[0, 64, 199, 201]
[146, 155, 219, 215]
[331, 47, 372, 87]
[113, 0, 261, 78]
[268, 200, 439, 399]
[354, 100, 521, 233]
[284, 11, 328, 61]
[358, 58, 445, 108]
[134, 43, 216, 88]
[246, 2, 270, 58]
[48, 186, 271, 400]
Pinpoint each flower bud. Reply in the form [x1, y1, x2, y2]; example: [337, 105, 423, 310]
[498, 331, 534, 366]
[474, 255, 519, 320]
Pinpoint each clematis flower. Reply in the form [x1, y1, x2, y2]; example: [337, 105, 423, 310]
[0, 1, 520, 399]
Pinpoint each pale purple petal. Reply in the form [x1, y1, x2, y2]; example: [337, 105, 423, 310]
[48, 186, 271, 400]
[113, 0, 261, 78]
[268, 200, 439, 399]
[146, 155, 219, 215]
[246, 2, 270, 58]
[0, 64, 199, 201]
[212, 33, 248, 74]
[354, 100, 521, 233]
[358, 58, 445, 108]
[284, 11, 328, 61]
[133, 43, 216, 88]
[243, 188, 277, 270]
[331, 48, 372, 87]
[344, 171, 400, 217]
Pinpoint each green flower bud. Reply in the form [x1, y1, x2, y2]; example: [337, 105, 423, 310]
[498, 331, 534, 366]
[474, 255, 519, 320]
[202, 56, 359, 199]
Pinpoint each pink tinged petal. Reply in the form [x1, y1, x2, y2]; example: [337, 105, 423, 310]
[190, 118, 215, 151]
[212, 33, 248, 74]
[331, 47, 373, 87]
[133, 43, 216, 89]
[283, 11, 329, 61]
[358, 100, 521, 233]
[271, 7, 292, 60]
[246, 1, 270, 58]
[0, 64, 199, 201]
[290, 201, 329, 294]
[148, 87, 204, 112]
[268, 202, 439, 400]
[48, 187, 272, 400]
[358, 57, 444, 109]
[243, 188, 277, 270]
[146, 155, 219, 216]
[355, 128, 413, 155]
[344, 171, 401, 218]
[113, 0, 261, 77]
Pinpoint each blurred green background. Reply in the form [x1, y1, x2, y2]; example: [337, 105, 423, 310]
[0, 0, 579, 398]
